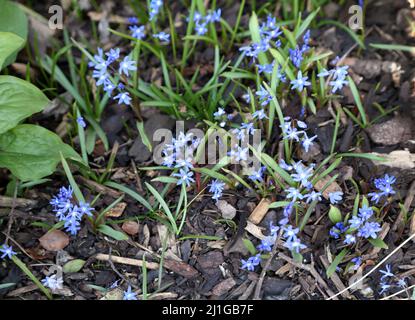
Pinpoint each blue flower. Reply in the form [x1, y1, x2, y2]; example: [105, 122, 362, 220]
[252, 109, 268, 120]
[248, 166, 266, 182]
[114, 91, 132, 105]
[291, 163, 313, 187]
[257, 61, 274, 74]
[105, 48, 120, 64]
[269, 222, 280, 236]
[119, 56, 137, 77]
[379, 264, 394, 280]
[77, 116, 86, 128]
[301, 133, 317, 152]
[42, 274, 63, 290]
[348, 215, 363, 229]
[149, 0, 163, 21]
[286, 187, 303, 201]
[289, 46, 303, 68]
[173, 169, 195, 187]
[379, 281, 391, 294]
[257, 236, 275, 252]
[357, 221, 381, 239]
[209, 179, 225, 201]
[284, 236, 307, 253]
[241, 254, 261, 271]
[344, 234, 356, 245]
[89, 47, 108, 70]
[282, 225, 299, 241]
[130, 25, 146, 40]
[358, 204, 374, 221]
[153, 32, 170, 43]
[255, 85, 272, 106]
[290, 71, 311, 92]
[329, 78, 348, 93]
[0, 244, 17, 259]
[205, 9, 221, 23]
[195, 22, 208, 36]
[127, 17, 139, 24]
[123, 286, 138, 300]
[351, 257, 362, 270]
[103, 79, 117, 95]
[328, 191, 343, 204]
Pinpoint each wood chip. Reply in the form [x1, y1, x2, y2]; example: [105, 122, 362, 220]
[245, 221, 266, 240]
[0, 196, 37, 208]
[211, 278, 236, 296]
[248, 198, 271, 224]
[95, 253, 159, 269]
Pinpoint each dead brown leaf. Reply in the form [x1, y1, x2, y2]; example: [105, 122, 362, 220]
[39, 230, 69, 251]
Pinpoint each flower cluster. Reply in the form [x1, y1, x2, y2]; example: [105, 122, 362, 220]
[288, 30, 311, 68]
[191, 9, 221, 36]
[162, 132, 199, 187]
[318, 63, 349, 94]
[280, 117, 317, 153]
[378, 264, 407, 295]
[239, 15, 282, 63]
[368, 174, 396, 204]
[89, 48, 137, 106]
[329, 204, 382, 245]
[50, 186, 94, 236]
[0, 244, 16, 260]
[149, 0, 163, 21]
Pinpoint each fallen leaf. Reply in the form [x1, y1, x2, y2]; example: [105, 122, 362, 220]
[39, 230, 69, 251]
[314, 176, 342, 200]
[122, 221, 139, 235]
[105, 202, 127, 218]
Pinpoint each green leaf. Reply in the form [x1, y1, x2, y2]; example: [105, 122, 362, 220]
[0, 32, 24, 71]
[63, 259, 86, 273]
[0, 76, 50, 134]
[326, 248, 348, 278]
[98, 224, 128, 241]
[0, 0, 28, 68]
[347, 76, 368, 127]
[328, 205, 342, 224]
[136, 121, 152, 152]
[0, 124, 81, 181]
[242, 238, 257, 255]
[368, 238, 388, 249]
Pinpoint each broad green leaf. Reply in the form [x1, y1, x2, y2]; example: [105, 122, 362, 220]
[0, 32, 24, 70]
[328, 205, 342, 224]
[98, 224, 128, 241]
[63, 259, 86, 273]
[0, 124, 81, 181]
[0, 0, 28, 67]
[242, 238, 257, 255]
[368, 238, 388, 249]
[0, 76, 50, 134]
